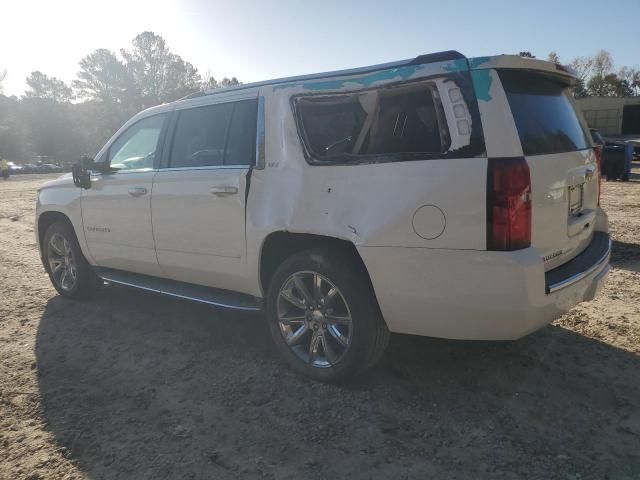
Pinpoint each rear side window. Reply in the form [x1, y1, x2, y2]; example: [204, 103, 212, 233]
[499, 70, 589, 156]
[169, 99, 257, 168]
[296, 81, 451, 163]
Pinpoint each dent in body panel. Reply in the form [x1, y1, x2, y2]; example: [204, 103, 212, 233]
[244, 87, 489, 296]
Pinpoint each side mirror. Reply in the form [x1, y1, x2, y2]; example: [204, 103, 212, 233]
[72, 155, 93, 189]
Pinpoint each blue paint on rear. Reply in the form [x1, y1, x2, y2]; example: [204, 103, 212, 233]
[471, 70, 493, 102]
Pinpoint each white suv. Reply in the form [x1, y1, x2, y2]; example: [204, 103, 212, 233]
[36, 51, 611, 381]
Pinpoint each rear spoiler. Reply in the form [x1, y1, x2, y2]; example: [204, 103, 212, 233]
[467, 55, 578, 84]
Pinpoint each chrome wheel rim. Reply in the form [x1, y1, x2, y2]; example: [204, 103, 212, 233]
[47, 233, 77, 291]
[277, 271, 353, 368]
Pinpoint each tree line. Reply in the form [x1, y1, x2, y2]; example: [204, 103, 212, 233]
[545, 50, 640, 98]
[1, 43, 638, 164]
[0, 31, 240, 164]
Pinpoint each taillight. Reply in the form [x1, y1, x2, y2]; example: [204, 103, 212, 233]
[487, 157, 532, 251]
[593, 146, 602, 205]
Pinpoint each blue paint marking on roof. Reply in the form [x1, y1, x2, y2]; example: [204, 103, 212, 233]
[468, 56, 492, 69]
[442, 58, 469, 73]
[179, 50, 470, 100]
[273, 64, 427, 91]
[471, 69, 493, 101]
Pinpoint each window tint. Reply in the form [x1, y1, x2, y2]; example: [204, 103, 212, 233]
[225, 100, 258, 166]
[500, 70, 589, 156]
[108, 114, 166, 170]
[296, 82, 451, 162]
[169, 99, 258, 168]
[170, 103, 233, 168]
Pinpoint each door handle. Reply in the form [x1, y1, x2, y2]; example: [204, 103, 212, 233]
[128, 186, 148, 197]
[210, 186, 238, 196]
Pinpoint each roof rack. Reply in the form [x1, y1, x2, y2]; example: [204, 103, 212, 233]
[180, 50, 466, 100]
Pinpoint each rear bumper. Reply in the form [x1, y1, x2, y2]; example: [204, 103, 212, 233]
[358, 232, 611, 340]
[545, 232, 611, 293]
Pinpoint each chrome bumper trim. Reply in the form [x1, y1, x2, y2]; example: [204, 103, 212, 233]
[547, 238, 612, 294]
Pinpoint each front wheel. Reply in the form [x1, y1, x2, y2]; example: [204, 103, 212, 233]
[42, 221, 101, 299]
[266, 249, 389, 381]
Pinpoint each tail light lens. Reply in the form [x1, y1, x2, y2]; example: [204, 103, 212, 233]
[487, 157, 532, 251]
[593, 146, 602, 205]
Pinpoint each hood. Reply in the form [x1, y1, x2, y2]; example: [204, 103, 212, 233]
[39, 172, 74, 190]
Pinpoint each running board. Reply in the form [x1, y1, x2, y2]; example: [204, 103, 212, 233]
[94, 267, 262, 312]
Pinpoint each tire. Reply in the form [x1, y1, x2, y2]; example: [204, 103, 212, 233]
[266, 248, 389, 382]
[42, 221, 101, 299]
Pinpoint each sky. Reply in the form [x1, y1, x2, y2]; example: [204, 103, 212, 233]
[1, 0, 639, 97]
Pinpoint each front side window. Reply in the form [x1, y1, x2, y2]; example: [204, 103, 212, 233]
[295, 81, 451, 163]
[108, 114, 167, 171]
[169, 99, 257, 168]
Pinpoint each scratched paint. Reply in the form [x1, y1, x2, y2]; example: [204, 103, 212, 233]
[470, 69, 493, 102]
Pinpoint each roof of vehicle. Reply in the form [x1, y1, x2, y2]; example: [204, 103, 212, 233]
[179, 51, 577, 101]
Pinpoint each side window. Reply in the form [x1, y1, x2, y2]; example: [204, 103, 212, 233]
[296, 81, 451, 162]
[169, 100, 258, 168]
[108, 114, 166, 171]
[225, 100, 258, 166]
[170, 103, 233, 168]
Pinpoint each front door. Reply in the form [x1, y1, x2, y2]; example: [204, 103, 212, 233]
[81, 113, 168, 276]
[151, 98, 257, 292]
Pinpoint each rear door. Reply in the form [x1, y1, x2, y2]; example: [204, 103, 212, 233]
[498, 70, 597, 270]
[151, 97, 258, 292]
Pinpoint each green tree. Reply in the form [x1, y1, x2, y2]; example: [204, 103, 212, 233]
[202, 75, 241, 90]
[73, 49, 137, 106]
[72, 49, 139, 134]
[0, 69, 6, 94]
[0, 94, 27, 160]
[121, 31, 201, 106]
[24, 71, 73, 102]
[618, 66, 640, 96]
[587, 73, 633, 97]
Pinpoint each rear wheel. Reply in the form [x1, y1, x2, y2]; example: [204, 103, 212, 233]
[266, 249, 389, 381]
[43, 221, 100, 299]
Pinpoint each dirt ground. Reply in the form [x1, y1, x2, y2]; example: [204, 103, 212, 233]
[1, 170, 639, 480]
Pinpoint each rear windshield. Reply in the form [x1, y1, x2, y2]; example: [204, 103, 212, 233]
[499, 70, 589, 156]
